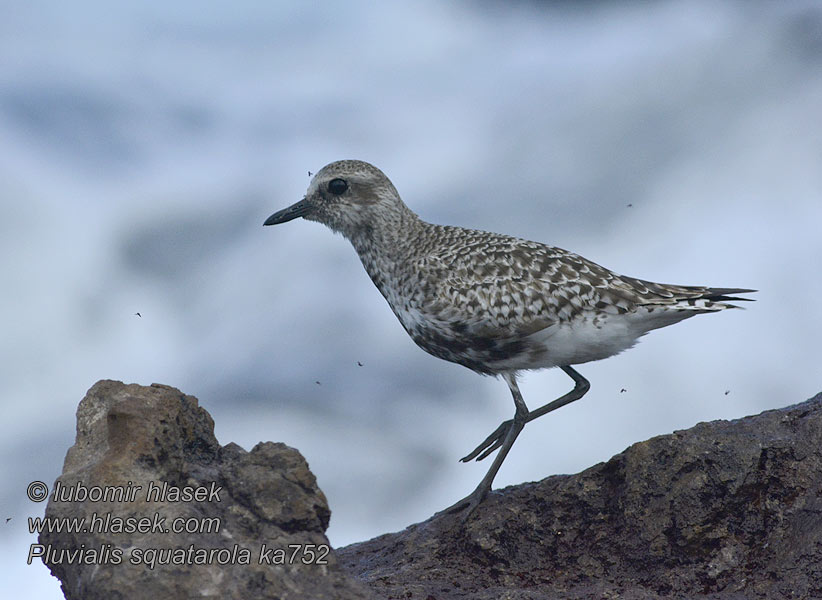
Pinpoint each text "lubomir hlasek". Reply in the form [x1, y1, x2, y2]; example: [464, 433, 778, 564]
[50, 481, 222, 503]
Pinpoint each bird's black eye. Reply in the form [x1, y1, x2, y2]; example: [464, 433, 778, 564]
[327, 178, 348, 195]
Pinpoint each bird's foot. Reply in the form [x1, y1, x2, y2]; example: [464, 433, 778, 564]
[460, 419, 514, 462]
[434, 485, 490, 524]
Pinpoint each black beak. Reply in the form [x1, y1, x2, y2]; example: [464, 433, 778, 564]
[263, 198, 311, 226]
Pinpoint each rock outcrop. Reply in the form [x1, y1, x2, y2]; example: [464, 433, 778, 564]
[39, 380, 373, 600]
[41, 381, 822, 599]
[340, 391, 822, 599]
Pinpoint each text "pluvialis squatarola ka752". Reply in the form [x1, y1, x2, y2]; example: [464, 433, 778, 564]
[264, 159, 754, 520]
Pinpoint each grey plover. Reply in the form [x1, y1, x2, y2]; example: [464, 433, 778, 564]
[264, 159, 754, 519]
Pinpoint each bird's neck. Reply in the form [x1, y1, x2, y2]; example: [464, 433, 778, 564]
[348, 205, 423, 258]
[347, 207, 427, 295]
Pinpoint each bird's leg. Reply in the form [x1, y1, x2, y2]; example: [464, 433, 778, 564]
[460, 366, 590, 462]
[441, 373, 529, 521]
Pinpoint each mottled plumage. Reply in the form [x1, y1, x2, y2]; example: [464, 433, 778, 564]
[264, 159, 754, 520]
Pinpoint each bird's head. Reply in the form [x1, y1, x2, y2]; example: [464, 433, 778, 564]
[264, 160, 413, 241]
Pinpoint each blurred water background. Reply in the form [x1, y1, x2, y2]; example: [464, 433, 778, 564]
[2, 1, 821, 596]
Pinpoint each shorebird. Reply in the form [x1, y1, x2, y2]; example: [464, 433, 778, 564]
[264, 159, 754, 519]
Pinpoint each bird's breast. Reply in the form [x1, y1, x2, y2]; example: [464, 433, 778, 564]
[384, 302, 535, 374]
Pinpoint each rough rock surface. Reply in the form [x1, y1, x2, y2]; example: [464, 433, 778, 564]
[339, 392, 822, 599]
[40, 380, 373, 600]
[43, 381, 822, 599]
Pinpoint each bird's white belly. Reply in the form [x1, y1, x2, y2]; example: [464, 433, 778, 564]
[525, 316, 637, 368]
[522, 308, 694, 369]
[389, 297, 695, 373]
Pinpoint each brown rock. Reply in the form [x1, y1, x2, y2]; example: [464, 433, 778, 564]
[39, 380, 373, 600]
[338, 392, 822, 599]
